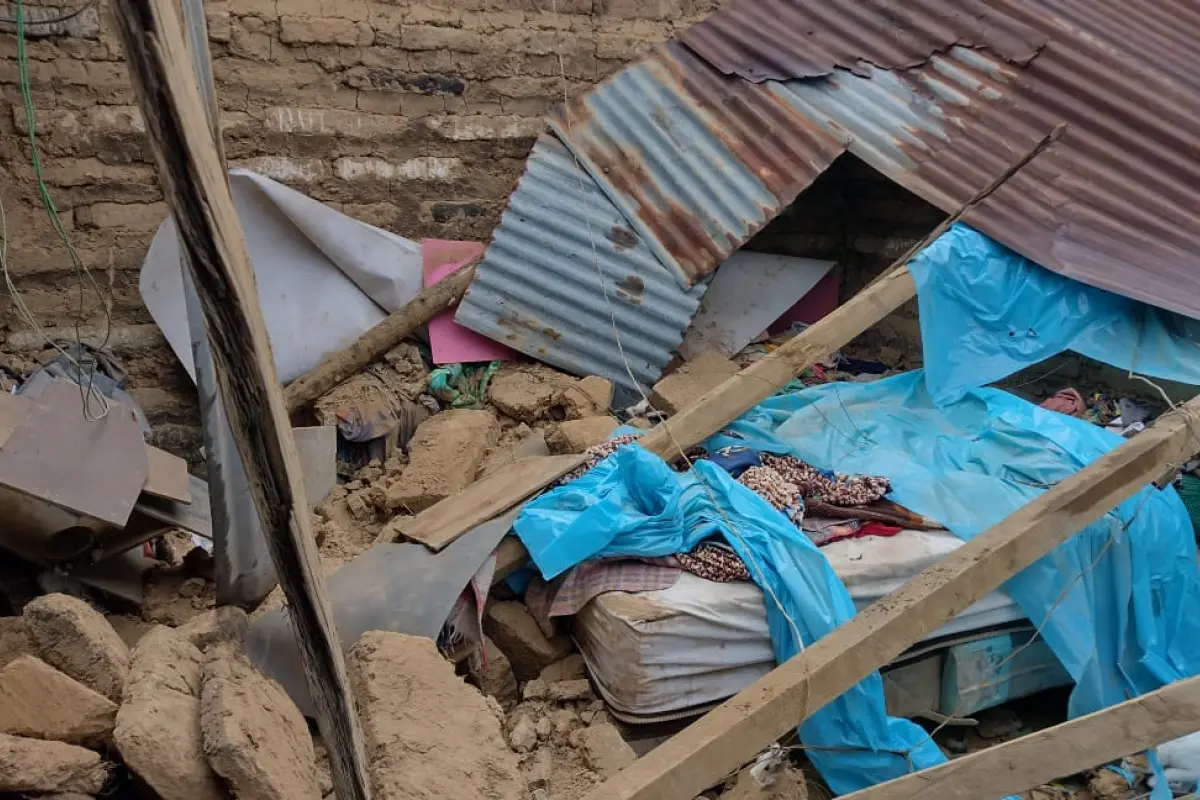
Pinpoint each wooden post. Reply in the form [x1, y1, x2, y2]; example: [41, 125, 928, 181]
[108, 1, 372, 798]
[581, 394, 1200, 800]
[283, 258, 479, 414]
[842, 674, 1200, 800]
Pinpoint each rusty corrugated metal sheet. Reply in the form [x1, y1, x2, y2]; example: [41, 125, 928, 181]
[454, 134, 708, 406]
[547, 41, 847, 288]
[588, 0, 1200, 320]
[677, 0, 1045, 82]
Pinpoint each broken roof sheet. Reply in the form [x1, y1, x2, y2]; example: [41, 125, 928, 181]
[454, 134, 707, 406]
[538, 1, 1200, 318]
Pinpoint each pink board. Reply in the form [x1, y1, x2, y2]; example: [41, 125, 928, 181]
[423, 239, 517, 365]
[769, 270, 840, 333]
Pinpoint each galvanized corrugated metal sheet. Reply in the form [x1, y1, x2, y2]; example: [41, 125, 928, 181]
[547, 41, 847, 288]
[548, 0, 1200, 319]
[454, 134, 708, 406]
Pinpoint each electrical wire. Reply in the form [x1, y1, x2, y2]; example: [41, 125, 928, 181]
[0, 0, 95, 27]
[11, 0, 112, 419]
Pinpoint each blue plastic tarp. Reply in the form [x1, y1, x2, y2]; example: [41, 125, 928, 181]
[516, 442, 947, 794]
[706, 372, 1200, 796]
[909, 223, 1200, 404]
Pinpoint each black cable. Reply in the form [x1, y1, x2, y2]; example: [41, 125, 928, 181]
[0, 0, 96, 27]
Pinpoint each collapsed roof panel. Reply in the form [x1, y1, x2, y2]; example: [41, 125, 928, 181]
[547, 41, 848, 287]
[454, 134, 707, 406]
[662, 0, 1200, 318]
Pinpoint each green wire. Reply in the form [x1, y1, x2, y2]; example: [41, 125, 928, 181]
[16, 0, 82, 270]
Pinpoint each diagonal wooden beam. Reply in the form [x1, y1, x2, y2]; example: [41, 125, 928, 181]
[843, 674, 1200, 800]
[582, 393, 1200, 800]
[108, 1, 372, 797]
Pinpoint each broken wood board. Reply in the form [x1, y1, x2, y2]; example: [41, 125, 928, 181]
[580, 392, 1200, 800]
[843, 674, 1200, 800]
[143, 444, 191, 503]
[386, 454, 584, 551]
[0, 388, 190, 504]
[0, 380, 148, 527]
[109, 0, 372, 796]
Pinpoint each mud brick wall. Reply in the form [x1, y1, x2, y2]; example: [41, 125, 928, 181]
[0, 0, 722, 457]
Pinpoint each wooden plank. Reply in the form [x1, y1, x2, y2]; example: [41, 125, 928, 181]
[143, 445, 191, 503]
[384, 454, 584, 550]
[843, 674, 1200, 800]
[581, 393, 1200, 800]
[283, 259, 479, 414]
[107, 2, 372, 798]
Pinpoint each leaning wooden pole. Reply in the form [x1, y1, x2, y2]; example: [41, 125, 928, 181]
[283, 256, 480, 413]
[108, 1, 372, 798]
[843, 674, 1200, 800]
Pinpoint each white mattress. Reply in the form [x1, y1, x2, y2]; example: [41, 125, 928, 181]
[574, 530, 1024, 719]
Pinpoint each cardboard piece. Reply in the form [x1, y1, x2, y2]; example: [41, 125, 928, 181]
[423, 239, 517, 365]
[0, 381, 148, 527]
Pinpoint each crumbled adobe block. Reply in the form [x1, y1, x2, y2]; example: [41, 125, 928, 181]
[573, 723, 636, 778]
[0, 733, 110, 795]
[348, 632, 524, 800]
[470, 636, 520, 709]
[487, 365, 577, 423]
[0, 656, 118, 746]
[22, 594, 130, 704]
[0, 616, 36, 669]
[201, 644, 320, 800]
[560, 376, 615, 419]
[545, 416, 620, 454]
[175, 607, 249, 652]
[483, 601, 573, 682]
[649, 351, 740, 415]
[386, 409, 499, 512]
[113, 628, 227, 800]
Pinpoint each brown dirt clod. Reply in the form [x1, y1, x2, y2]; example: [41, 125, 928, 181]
[347, 631, 525, 800]
[22, 594, 130, 704]
[0, 732, 111, 795]
[201, 643, 320, 800]
[386, 408, 500, 513]
[483, 601, 574, 682]
[113, 628, 229, 800]
[0, 655, 118, 746]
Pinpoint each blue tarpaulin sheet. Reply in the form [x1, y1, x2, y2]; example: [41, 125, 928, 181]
[514, 224, 1200, 796]
[909, 223, 1200, 403]
[516, 442, 947, 794]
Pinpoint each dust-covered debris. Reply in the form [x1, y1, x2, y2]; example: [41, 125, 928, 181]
[488, 364, 577, 423]
[386, 408, 500, 513]
[142, 550, 218, 627]
[649, 350, 740, 414]
[547, 679, 594, 703]
[201, 643, 320, 800]
[571, 723, 637, 779]
[560, 376, 615, 420]
[23, 593, 130, 704]
[177, 606, 249, 652]
[546, 416, 621, 454]
[720, 764, 809, 800]
[0, 732, 111, 795]
[484, 601, 574, 682]
[0, 655, 118, 746]
[470, 636, 520, 710]
[540, 654, 586, 684]
[347, 631, 525, 800]
[114, 628, 228, 800]
[105, 614, 156, 649]
[0, 614, 36, 667]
